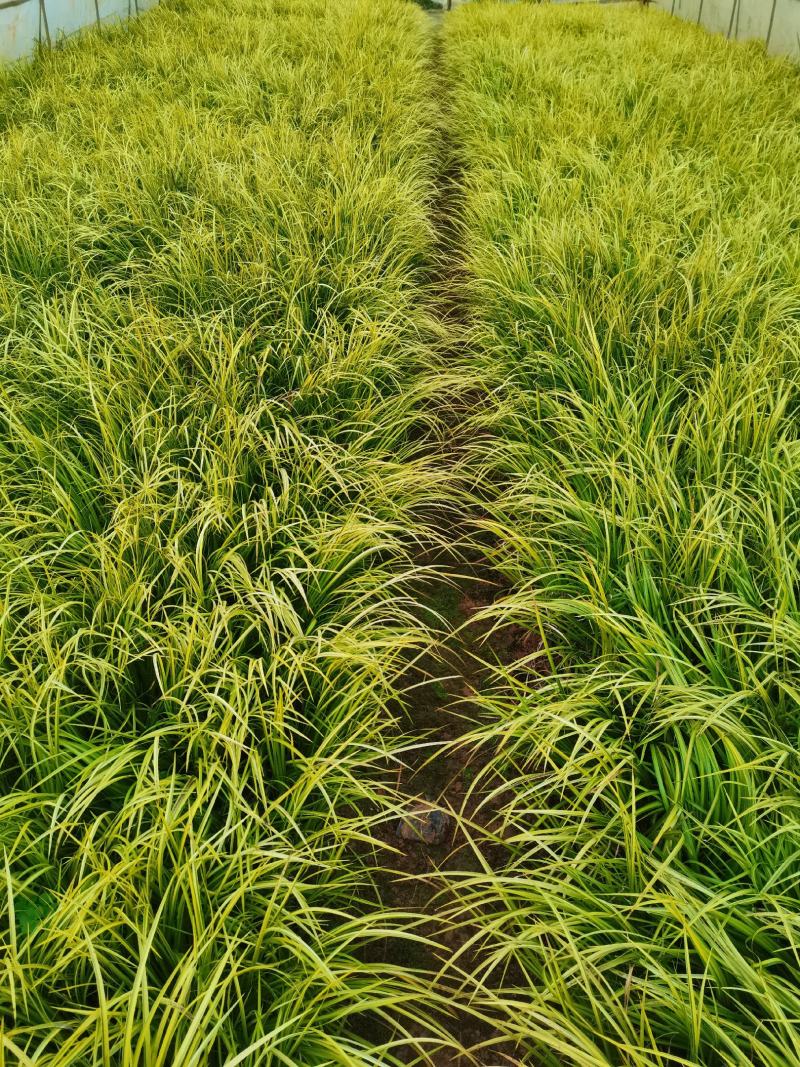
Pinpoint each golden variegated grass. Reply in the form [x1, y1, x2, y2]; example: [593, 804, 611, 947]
[444, 4, 800, 1065]
[0, 0, 465, 1061]
[4, 0, 800, 1062]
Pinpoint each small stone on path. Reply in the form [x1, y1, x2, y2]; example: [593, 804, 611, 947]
[397, 800, 451, 845]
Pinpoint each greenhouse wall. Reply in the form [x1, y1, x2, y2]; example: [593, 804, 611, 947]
[0, 0, 155, 62]
[653, 0, 800, 59]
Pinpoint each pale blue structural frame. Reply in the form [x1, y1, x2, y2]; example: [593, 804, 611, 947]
[0, 0, 156, 62]
[653, 0, 800, 59]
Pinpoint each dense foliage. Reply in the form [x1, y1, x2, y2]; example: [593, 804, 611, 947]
[0, 0, 450, 1061]
[3, 0, 800, 1063]
[445, 5, 800, 1065]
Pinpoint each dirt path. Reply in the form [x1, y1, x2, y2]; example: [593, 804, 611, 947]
[362, 11, 538, 1064]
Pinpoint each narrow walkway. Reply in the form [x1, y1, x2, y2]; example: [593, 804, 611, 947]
[367, 10, 530, 1064]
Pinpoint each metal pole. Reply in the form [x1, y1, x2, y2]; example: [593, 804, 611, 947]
[726, 0, 737, 38]
[697, 0, 704, 26]
[765, 0, 777, 50]
[38, 0, 50, 45]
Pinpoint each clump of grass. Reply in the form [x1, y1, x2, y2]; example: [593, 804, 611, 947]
[0, 0, 464, 1059]
[444, 4, 800, 1064]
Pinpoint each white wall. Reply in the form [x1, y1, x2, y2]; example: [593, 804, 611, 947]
[652, 0, 800, 59]
[0, 0, 156, 63]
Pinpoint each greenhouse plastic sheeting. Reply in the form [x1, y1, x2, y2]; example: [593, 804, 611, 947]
[0, 0, 156, 62]
[653, 0, 800, 58]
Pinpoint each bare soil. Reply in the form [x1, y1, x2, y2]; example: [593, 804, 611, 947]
[357, 14, 550, 1064]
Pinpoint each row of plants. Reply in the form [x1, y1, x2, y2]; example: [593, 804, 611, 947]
[0, 0, 455, 1061]
[4, 0, 800, 1061]
[444, 4, 800, 1065]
